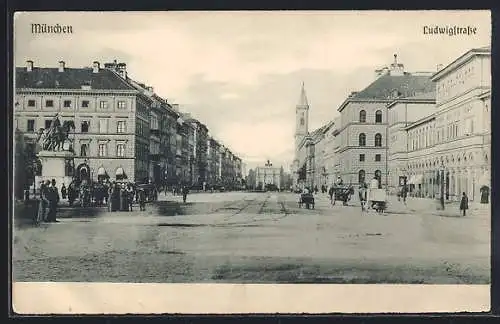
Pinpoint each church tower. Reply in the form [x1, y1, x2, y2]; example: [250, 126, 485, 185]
[292, 82, 310, 187]
[295, 82, 309, 154]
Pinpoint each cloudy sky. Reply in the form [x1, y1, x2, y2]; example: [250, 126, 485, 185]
[14, 11, 490, 172]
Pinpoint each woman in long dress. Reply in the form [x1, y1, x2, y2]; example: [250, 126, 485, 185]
[36, 182, 49, 224]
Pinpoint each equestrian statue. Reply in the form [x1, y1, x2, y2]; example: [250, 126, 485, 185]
[36, 114, 76, 151]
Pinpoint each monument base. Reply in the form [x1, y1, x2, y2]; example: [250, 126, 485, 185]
[35, 150, 75, 189]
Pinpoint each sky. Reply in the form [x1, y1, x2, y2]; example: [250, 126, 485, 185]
[14, 10, 491, 173]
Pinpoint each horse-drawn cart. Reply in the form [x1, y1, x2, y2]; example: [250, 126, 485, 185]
[298, 192, 315, 209]
[331, 185, 354, 206]
[367, 188, 387, 213]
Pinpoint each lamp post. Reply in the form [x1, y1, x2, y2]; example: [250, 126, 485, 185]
[439, 161, 445, 210]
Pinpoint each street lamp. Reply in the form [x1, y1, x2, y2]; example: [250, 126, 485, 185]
[439, 161, 445, 210]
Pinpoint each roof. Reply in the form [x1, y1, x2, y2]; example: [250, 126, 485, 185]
[404, 91, 436, 100]
[15, 67, 135, 90]
[352, 74, 434, 100]
[431, 46, 491, 82]
[386, 90, 436, 108]
[404, 114, 436, 131]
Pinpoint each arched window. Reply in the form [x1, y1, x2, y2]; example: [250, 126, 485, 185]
[359, 110, 366, 123]
[374, 133, 382, 147]
[80, 143, 88, 157]
[358, 170, 366, 184]
[300, 118, 305, 126]
[359, 133, 366, 146]
[375, 110, 382, 123]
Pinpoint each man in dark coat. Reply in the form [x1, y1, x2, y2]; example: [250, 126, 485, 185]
[460, 192, 469, 216]
[328, 185, 335, 205]
[47, 179, 60, 222]
[138, 189, 146, 211]
[61, 184, 67, 200]
[182, 185, 189, 203]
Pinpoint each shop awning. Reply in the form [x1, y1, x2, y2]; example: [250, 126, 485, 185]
[115, 167, 125, 176]
[97, 167, 106, 176]
[414, 174, 423, 185]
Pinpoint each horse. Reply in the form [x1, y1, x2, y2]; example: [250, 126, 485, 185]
[54, 120, 75, 151]
[36, 120, 75, 151]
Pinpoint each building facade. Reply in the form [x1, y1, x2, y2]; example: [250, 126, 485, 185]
[15, 60, 244, 189]
[404, 47, 491, 202]
[386, 92, 436, 193]
[336, 54, 434, 187]
[15, 60, 150, 184]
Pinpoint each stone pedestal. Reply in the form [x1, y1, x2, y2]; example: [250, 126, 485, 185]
[35, 150, 75, 189]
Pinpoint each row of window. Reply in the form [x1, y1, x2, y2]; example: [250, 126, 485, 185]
[359, 154, 382, 162]
[358, 133, 383, 147]
[26, 119, 127, 133]
[359, 110, 383, 123]
[25, 99, 127, 109]
[409, 119, 475, 151]
[358, 170, 382, 184]
[80, 143, 126, 157]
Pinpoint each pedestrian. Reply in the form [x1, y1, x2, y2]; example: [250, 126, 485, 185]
[460, 192, 469, 216]
[67, 183, 75, 207]
[328, 185, 335, 205]
[46, 179, 60, 222]
[138, 189, 146, 211]
[402, 185, 408, 205]
[359, 183, 367, 211]
[24, 188, 30, 203]
[61, 183, 67, 200]
[120, 184, 128, 211]
[182, 185, 189, 203]
[111, 182, 120, 212]
[127, 184, 134, 211]
[35, 182, 49, 224]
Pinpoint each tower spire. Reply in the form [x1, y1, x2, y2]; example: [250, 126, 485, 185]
[298, 81, 309, 107]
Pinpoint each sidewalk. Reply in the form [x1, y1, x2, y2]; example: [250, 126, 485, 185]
[307, 193, 490, 218]
[385, 195, 490, 218]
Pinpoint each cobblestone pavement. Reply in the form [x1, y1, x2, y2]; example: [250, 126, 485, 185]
[12, 192, 490, 283]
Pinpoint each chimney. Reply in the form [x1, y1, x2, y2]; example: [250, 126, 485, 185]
[58, 61, 65, 72]
[92, 61, 100, 73]
[393, 54, 398, 65]
[26, 60, 33, 72]
[147, 86, 154, 93]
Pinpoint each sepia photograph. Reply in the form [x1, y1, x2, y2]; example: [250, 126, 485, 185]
[11, 10, 491, 313]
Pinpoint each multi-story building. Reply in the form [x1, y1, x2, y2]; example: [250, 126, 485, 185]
[386, 91, 436, 193]
[310, 121, 335, 189]
[207, 136, 222, 187]
[15, 60, 153, 184]
[404, 46, 491, 202]
[15, 60, 244, 190]
[336, 54, 434, 187]
[404, 114, 437, 197]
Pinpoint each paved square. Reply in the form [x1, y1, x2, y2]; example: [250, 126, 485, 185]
[13, 192, 490, 283]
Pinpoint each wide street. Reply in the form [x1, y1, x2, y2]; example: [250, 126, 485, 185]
[13, 192, 490, 284]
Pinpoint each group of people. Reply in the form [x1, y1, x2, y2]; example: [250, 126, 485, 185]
[35, 179, 60, 223]
[107, 182, 148, 212]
